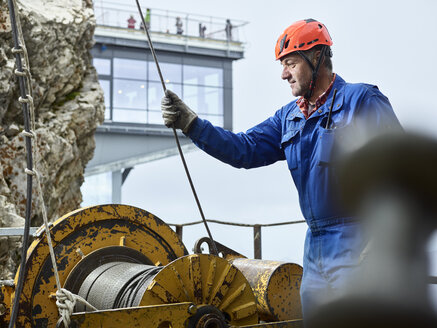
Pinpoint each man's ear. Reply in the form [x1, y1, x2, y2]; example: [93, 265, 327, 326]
[312, 50, 322, 67]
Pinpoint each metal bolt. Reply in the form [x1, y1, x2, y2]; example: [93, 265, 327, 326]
[188, 304, 197, 315]
[76, 248, 85, 259]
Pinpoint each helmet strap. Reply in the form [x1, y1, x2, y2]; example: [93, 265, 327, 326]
[298, 46, 327, 100]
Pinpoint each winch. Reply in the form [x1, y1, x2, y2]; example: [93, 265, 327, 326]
[0, 204, 303, 328]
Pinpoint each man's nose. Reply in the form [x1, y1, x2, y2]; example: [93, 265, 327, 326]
[281, 66, 290, 80]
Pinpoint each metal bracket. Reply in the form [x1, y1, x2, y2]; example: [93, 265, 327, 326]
[193, 237, 246, 260]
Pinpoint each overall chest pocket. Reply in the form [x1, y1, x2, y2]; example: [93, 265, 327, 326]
[317, 128, 335, 165]
[281, 129, 300, 170]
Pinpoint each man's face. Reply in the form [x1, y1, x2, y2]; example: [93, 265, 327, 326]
[280, 53, 312, 97]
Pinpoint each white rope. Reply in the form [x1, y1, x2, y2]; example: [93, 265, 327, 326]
[10, 0, 96, 325]
[56, 289, 97, 327]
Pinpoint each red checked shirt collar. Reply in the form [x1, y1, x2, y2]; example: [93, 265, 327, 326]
[297, 73, 336, 119]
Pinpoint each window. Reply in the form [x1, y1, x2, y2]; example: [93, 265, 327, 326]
[183, 65, 223, 87]
[94, 58, 111, 75]
[80, 172, 112, 207]
[93, 55, 225, 127]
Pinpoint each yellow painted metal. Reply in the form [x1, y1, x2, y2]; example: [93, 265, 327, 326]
[0, 283, 13, 326]
[10, 204, 187, 328]
[70, 302, 194, 327]
[231, 259, 303, 322]
[140, 254, 259, 326]
[233, 319, 304, 328]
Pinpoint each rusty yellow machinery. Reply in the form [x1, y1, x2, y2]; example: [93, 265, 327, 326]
[0, 204, 303, 328]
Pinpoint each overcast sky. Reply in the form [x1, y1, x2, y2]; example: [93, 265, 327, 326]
[93, 0, 437, 301]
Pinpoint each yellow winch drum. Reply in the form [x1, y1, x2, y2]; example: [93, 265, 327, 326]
[231, 258, 303, 321]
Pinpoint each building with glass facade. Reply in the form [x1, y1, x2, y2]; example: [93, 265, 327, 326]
[82, 3, 246, 205]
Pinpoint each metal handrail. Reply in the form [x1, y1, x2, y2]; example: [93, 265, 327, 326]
[93, 1, 248, 43]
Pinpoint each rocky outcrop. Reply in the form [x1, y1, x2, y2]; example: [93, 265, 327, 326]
[0, 0, 104, 279]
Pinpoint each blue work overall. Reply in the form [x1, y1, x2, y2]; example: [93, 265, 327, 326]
[187, 74, 402, 316]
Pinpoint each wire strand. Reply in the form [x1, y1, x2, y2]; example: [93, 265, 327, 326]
[134, 0, 219, 256]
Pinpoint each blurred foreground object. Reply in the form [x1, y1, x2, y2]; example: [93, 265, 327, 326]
[308, 132, 437, 327]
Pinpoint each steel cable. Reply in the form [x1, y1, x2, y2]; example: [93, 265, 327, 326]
[7, 1, 34, 326]
[113, 265, 163, 308]
[134, 0, 219, 256]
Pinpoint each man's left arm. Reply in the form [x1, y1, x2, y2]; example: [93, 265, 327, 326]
[354, 89, 403, 141]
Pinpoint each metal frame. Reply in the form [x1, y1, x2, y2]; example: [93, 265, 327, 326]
[91, 43, 234, 131]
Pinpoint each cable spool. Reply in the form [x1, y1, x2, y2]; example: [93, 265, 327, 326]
[73, 262, 163, 311]
[10, 204, 187, 327]
[72, 254, 259, 327]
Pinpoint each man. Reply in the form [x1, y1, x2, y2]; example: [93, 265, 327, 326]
[161, 19, 401, 317]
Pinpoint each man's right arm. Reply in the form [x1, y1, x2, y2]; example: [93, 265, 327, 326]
[161, 90, 285, 169]
[187, 116, 285, 169]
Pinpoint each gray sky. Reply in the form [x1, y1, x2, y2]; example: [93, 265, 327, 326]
[98, 0, 437, 299]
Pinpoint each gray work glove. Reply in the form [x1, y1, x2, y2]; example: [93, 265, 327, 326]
[161, 89, 198, 133]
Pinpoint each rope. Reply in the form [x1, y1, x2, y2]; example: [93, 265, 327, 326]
[55, 289, 97, 328]
[169, 219, 306, 228]
[7, 0, 36, 326]
[7, 1, 96, 327]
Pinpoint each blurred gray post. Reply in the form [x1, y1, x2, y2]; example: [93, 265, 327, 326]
[254, 224, 262, 259]
[175, 224, 183, 240]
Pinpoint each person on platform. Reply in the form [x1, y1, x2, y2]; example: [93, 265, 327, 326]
[225, 19, 233, 40]
[176, 16, 183, 35]
[160, 18, 401, 318]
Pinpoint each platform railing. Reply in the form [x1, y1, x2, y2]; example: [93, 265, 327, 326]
[93, 0, 248, 43]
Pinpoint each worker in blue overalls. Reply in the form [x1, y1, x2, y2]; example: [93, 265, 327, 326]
[160, 19, 401, 318]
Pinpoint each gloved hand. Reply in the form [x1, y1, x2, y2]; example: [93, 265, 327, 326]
[161, 89, 198, 133]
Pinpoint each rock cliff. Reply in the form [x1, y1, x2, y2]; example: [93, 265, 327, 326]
[0, 0, 104, 278]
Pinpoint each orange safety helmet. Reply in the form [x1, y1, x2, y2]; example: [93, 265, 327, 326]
[275, 19, 333, 60]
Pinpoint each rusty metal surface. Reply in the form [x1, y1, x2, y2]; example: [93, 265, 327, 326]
[0, 282, 13, 326]
[140, 254, 259, 326]
[10, 204, 188, 327]
[231, 259, 303, 322]
[70, 302, 194, 327]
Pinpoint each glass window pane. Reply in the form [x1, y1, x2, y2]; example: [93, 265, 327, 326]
[93, 58, 111, 75]
[113, 79, 147, 109]
[148, 82, 182, 111]
[148, 110, 163, 125]
[99, 79, 111, 120]
[183, 65, 223, 87]
[113, 58, 147, 79]
[113, 108, 147, 123]
[149, 62, 182, 83]
[81, 172, 112, 207]
[183, 85, 223, 116]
